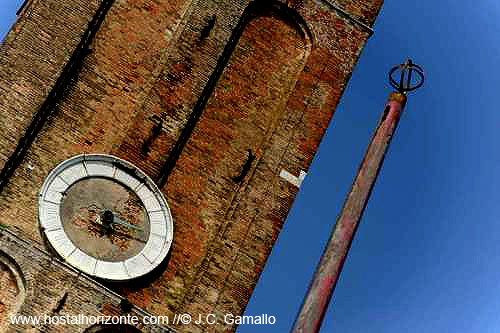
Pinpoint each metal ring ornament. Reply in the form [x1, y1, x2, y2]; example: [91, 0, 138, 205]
[389, 59, 424, 93]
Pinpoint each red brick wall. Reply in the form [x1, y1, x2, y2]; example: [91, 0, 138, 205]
[0, 0, 192, 241]
[0, 0, 101, 170]
[0, 0, 383, 332]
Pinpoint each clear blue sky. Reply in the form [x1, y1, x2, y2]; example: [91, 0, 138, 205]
[2, 1, 499, 332]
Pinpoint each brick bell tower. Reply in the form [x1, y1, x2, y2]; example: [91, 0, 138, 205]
[0, 0, 383, 332]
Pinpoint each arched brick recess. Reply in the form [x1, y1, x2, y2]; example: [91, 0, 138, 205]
[173, 3, 313, 322]
[117, 1, 313, 327]
[85, 324, 142, 333]
[0, 251, 26, 332]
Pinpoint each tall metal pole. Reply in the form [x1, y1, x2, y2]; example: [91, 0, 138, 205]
[290, 60, 424, 333]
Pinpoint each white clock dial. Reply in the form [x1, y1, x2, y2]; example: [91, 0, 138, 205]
[38, 154, 174, 281]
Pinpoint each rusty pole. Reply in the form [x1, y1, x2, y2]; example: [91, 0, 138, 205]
[290, 60, 423, 333]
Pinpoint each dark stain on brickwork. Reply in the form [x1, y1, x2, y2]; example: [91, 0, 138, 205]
[53, 291, 69, 313]
[232, 150, 255, 183]
[141, 116, 164, 154]
[199, 15, 216, 42]
[119, 298, 133, 313]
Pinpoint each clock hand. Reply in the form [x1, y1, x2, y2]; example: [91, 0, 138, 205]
[111, 214, 144, 232]
[110, 229, 147, 244]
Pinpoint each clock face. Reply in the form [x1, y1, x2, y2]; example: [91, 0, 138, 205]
[61, 178, 149, 262]
[38, 154, 174, 281]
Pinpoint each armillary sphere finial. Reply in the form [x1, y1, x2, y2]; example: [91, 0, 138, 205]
[389, 59, 424, 94]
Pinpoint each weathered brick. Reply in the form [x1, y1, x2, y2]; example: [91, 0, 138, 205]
[0, 0, 383, 331]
